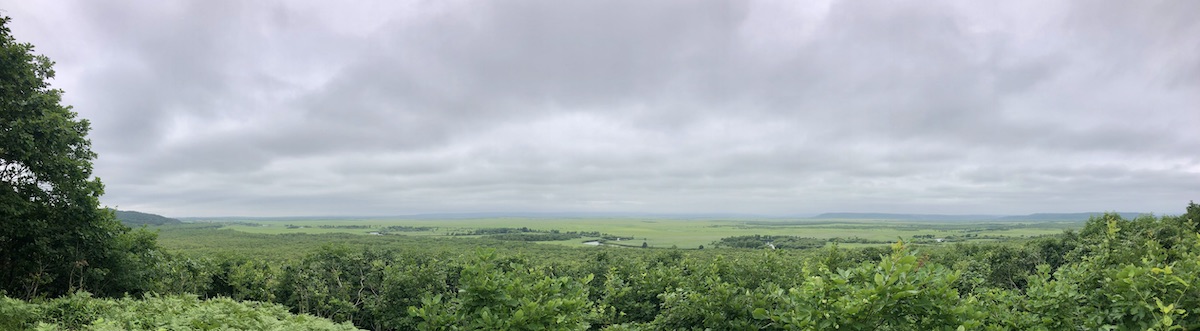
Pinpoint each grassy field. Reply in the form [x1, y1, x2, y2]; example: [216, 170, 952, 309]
[197, 217, 1083, 249]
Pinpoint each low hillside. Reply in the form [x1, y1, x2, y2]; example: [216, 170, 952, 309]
[113, 209, 182, 226]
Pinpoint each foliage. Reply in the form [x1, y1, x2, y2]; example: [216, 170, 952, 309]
[4, 201, 1191, 330]
[409, 250, 598, 330]
[755, 242, 975, 330]
[0, 292, 362, 331]
[0, 15, 159, 299]
[138, 205, 1200, 330]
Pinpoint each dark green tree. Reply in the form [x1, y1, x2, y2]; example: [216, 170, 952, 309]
[1185, 201, 1200, 232]
[0, 16, 156, 298]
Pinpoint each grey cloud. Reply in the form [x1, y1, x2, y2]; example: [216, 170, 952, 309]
[2, 0, 1196, 217]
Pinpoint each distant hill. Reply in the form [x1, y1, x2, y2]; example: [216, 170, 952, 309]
[995, 212, 1145, 221]
[812, 213, 1000, 221]
[112, 209, 182, 226]
[814, 212, 1146, 221]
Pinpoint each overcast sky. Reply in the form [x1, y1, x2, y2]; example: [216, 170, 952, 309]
[3, 1, 1198, 217]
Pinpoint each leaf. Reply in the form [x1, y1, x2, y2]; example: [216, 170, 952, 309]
[752, 308, 769, 320]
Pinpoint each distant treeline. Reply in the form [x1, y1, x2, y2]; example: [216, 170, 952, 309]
[445, 227, 630, 242]
[715, 235, 898, 249]
[379, 225, 435, 233]
[714, 235, 827, 249]
[812, 212, 1146, 221]
[715, 233, 1050, 249]
[311, 225, 437, 232]
[318, 225, 373, 229]
[486, 232, 583, 241]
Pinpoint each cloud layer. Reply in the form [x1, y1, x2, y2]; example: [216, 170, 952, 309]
[4, 0, 1198, 216]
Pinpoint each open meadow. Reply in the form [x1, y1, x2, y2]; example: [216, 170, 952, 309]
[192, 217, 1081, 249]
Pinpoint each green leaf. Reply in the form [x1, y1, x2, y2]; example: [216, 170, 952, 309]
[752, 308, 768, 320]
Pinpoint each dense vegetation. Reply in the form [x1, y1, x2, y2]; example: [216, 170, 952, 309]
[0, 292, 361, 330]
[7, 208, 1199, 330]
[43, 205, 1189, 331]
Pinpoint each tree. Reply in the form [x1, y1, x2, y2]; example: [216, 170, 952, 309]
[0, 16, 155, 298]
[1185, 201, 1200, 232]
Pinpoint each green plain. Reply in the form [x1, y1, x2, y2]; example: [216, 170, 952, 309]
[203, 217, 1082, 249]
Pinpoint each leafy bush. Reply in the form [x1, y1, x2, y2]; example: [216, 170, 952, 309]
[754, 242, 975, 330]
[0, 292, 361, 331]
[410, 250, 598, 330]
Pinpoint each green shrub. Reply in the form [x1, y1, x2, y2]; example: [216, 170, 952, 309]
[0, 292, 362, 331]
[410, 250, 598, 331]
